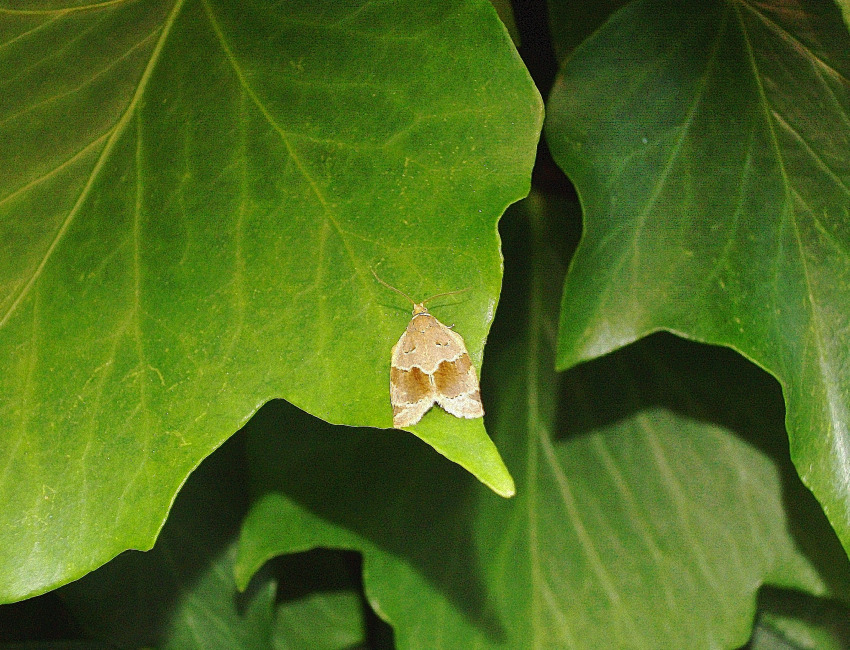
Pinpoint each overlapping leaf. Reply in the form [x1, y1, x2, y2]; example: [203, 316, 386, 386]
[546, 0, 850, 554]
[234, 196, 845, 648]
[59, 435, 272, 648]
[0, 0, 540, 600]
[749, 589, 850, 649]
[61, 434, 369, 649]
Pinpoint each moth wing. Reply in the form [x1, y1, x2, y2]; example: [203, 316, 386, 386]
[441, 325, 469, 354]
[392, 394, 437, 428]
[426, 319, 466, 371]
[391, 325, 430, 370]
[388, 314, 483, 426]
[390, 333, 404, 368]
[437, 392, 484, 420]
[391, 330, 437, 427]
[393, 315, 463, 373]
[433, 352, 484, 419]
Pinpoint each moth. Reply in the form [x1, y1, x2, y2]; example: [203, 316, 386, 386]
[373, 270, 484, 428]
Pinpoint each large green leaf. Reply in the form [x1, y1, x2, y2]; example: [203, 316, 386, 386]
[488, 0, 520, 45]
[0, 0, 540, 601]
[234, 195, 848, 648]
[546, 0, 628, 61]
[546, 0, 850, 555]
[838, 0, 850, 32]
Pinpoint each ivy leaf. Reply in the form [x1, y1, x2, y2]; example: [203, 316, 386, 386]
[546, 0, 628, 61]
[0, 0, 539, 600]
[749, 590, 850, 650]
[61, 434, 369, 649]
[546, 0, 850, 555]
[273, 578, 367, 650]
[234, 196, 846, 647]
[60, 435, 277, 649]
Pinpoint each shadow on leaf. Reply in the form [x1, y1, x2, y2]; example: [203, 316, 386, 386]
[241, 399, 507, 643]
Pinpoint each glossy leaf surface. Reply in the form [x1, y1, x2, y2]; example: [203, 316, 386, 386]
[546, 0, 850, 555]
[234, 196, 848, 648]
[0, 0, 540, 600]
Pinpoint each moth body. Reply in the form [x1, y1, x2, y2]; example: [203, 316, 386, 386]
[390, 303, 484, 428]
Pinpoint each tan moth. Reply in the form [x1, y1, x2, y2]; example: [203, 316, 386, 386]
[372, 270, 484, 428]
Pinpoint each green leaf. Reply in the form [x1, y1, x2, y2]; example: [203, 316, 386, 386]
[0, 641, 115, 650]
[0, 0, 539, 600]
[837, 0, 850, 32]
[161, 545, 277, 650]
[234, 195, 848, 647]
[546, 0, 850, 555]
[749, 589, 850, 650]
[488, 0, 521, 46]
[60, 435, 276, 649]
[546, 0, 629, 61]
[60, 434, 370, 649]
[274, 585, 366, 650]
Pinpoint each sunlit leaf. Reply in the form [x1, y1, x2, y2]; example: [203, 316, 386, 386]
[0, 0, 540, 600]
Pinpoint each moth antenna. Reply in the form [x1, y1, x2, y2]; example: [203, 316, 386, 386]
[422, 286, 471, 305]
[371, 268, 416, 307]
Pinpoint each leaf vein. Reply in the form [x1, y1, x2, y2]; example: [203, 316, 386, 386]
[0, 0, 188, 329]
[202, 0, 369, 293]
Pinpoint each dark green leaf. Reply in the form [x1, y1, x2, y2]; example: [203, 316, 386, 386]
[546, 0, 850, 555]
[266, 549, 371, 650]
[750, 588, 850, 650]
[838, 0, 850, 32]
[60, 434, 370, 649]
[0, 641, 115, 650]
[60, 435, 277, 649]
[546, 0, 628, 61]
[234, 195, 848, 647]
[161, 545, 276, 650]
[0, 0, 540, 600]
[274, 588, 366, 650]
